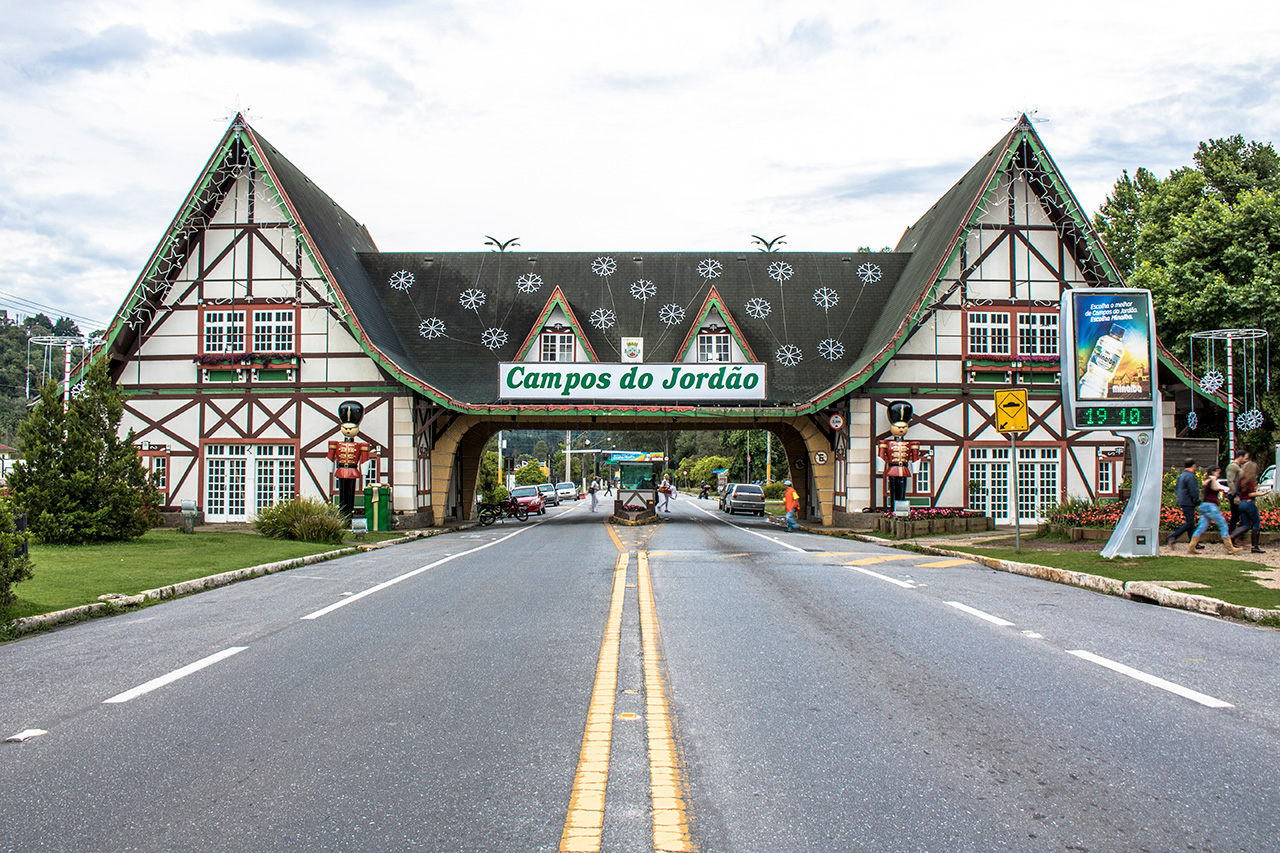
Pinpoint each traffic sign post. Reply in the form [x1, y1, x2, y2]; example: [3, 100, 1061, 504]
[995, 389, 1028, 554]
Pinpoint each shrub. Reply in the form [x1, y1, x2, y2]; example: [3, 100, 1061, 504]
[763, 482, 785, 500]
[253, 498, 347, 545]
[0, 496, 33, 608]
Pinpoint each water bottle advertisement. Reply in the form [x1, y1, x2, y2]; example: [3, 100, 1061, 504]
[1070, 291, 1153, 401]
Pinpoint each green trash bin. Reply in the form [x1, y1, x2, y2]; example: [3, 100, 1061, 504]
[363, 483, 391, 531]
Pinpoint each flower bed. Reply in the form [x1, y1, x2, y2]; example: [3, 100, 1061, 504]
[877, 510, 993, 537]
[1043, 499, 1280, 531]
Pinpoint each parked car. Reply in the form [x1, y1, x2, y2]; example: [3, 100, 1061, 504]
[723, 483, 765, 516]
[1259, 464, 1275, 494]
[537, 482, 560, 507]
[556, 481, 580, 501]
[509, 485, 546, 515]
[718, 483, 738, 512]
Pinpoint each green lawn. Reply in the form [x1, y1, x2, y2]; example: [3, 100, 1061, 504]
[944, 544, 1280, 611]
[2, 528, 404, 622]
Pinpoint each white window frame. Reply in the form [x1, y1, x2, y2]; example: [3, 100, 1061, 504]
[1017, 312, 1058, 357]
[205, 443, 297, 521]
[697, 332, 731, 363]
[252, 309, 295, 353]
[202, 310, 246, 354]
[966, 312, 1011, 356]
[540, 332, 575, 362]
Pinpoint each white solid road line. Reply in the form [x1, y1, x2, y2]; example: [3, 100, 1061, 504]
[686, 499, 809, 553]
[302, 520, 540, 620]
[1067, 649, 1234, 708]
[945, 600, 1015, 626]
[103, 646, 248, 704]
[850, 565, 917, 588]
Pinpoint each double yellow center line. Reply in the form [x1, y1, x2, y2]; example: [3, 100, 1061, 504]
[560, 527, 693, 852]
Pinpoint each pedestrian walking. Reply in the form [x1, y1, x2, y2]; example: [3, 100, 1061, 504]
[589, 476, 600, 512]
[1226, 450, 1249, 534]
[783, 479, 800, 532]
[659, 475, 673, 512]
[1189, 466, 1241, 554]
[1229, 461, 1266, 554]
[1166, 458, 1201, 547]
[602, 477, 612, 497]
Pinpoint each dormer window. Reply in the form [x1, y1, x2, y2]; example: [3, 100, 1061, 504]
[540, 324, 575, 362]
[697, 324, 731, 363]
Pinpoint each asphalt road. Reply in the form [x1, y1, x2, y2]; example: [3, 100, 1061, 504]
[2, 496, 1277, 852]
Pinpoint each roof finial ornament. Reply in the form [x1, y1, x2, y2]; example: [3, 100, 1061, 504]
[484, 236, 521, 252]
[1001, 109, 1048, 127]
[750, 234, 787, 252]
[217, 96, 261, 125]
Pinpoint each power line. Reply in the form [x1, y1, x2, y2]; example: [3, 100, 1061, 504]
[0, 291, 109, 330]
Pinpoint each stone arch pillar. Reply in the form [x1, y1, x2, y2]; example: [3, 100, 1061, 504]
[428, 415, 498, 522]
[776, 416, 836, 526]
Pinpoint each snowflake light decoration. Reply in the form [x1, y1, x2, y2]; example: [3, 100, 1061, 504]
[857, 262, 882, 284]
[658, 303, 686, 326]
[631, 279, 656, 301]
[1198, 370, 1224, 394]
[516, 273, 543, 294]
[591, 257, 617, 277]
[459, 288, 486, 311]
[697, 258, 723, 279]
[388, 270, 415, 291]
[1187, 411, 1199, 431]
[418, 317, 446, 339]
[767, 261, 793, 283]
[745, 297, 772, 319]
[775, 344, 803, 367]
[817, 339, 845, 361]
[1237, 409, 1265, 431]
[590, 308, 616, 330]
[813, 287, 839, 310]
[481, 328, 509, 350]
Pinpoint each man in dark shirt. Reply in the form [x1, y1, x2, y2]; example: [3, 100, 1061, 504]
[1166, 458, 1201, 548]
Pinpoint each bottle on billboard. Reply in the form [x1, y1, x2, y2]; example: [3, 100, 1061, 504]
[1078, 323, 1126, 399]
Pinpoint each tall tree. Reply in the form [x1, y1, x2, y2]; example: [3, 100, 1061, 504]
[1095, 137, 1280, 439]
[8, 358, 160, 544]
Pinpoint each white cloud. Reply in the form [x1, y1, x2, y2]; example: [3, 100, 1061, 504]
[1, 0, 1278, 327]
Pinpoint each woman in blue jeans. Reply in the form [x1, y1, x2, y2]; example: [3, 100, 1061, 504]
[1229, 461, 1266, 554]
[1190, 466, 1241, 554]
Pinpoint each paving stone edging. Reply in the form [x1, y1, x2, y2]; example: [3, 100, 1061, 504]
[841, 532, 1280, 626]
[6, 532, 437, 637]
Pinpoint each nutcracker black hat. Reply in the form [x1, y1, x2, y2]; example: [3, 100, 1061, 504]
[337, 400, 364, 426]
[887, 400, 913, 427]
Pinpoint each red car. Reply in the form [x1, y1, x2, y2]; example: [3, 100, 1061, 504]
[508, 485, 546, 515]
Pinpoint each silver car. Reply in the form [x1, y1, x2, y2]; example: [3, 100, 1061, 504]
[556, 481, 580, 501]
[723, 483, 765, 516]
[537, 482, 559, 507]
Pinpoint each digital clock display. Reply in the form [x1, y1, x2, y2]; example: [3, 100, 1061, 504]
[1074, 406, 1153, 429]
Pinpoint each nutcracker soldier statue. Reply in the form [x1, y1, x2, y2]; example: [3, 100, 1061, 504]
[328, 400, 371, 519]
[877, 400, 920, 513]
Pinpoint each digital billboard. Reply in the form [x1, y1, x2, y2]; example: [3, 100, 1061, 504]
[1060, 289, 1158, 431]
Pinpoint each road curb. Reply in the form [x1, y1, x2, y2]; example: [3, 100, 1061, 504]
[838, 532, 1280, 627]
[5, 531, 442, 638]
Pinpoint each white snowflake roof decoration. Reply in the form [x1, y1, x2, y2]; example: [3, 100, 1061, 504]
[1237, 409, 1265, 431]
[590, 308, 616, 330]
[745, 297, 772, 319]
[817, 339, 845, 361]
[630, 279, 656, 301]
[1198, 370, 1224, 394]
[1187, 410, 1199, 431]
[516, 273, 543, 294]
[813, 287, 839, 310]
[767, 261, 793, 283]
[775, 344, 803, 367]
[658, 303, 686, 326]
[388, 270, 415, 291]
[591, 257, 617, 277]
[459, 288, 486, 311]
[481, 327, 509, 350]
[857, 262, 882, 284]
[697, 258, 723, 279]
[418, 317, 446, 339]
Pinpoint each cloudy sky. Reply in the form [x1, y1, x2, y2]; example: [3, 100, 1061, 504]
[3, 0, 1278, 332]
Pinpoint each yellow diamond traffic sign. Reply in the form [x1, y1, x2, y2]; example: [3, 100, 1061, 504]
[995, 389, 1028, 433]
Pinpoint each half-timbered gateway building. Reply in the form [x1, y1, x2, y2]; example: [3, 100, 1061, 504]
[99, 114, 1204, 526]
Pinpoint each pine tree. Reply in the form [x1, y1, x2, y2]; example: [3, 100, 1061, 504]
[9, 358, 160, 544]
